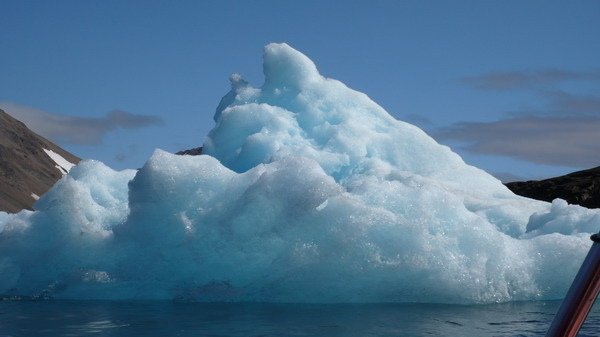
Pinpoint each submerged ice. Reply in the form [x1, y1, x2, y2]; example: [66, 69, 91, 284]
[1, 43, 599, 303]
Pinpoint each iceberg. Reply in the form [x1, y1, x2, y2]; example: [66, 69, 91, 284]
[1, 43, 599, 303]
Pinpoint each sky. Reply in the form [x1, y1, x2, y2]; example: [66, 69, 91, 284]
[1, 0, 599, 181]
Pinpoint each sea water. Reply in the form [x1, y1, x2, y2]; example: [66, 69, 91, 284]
[0, 300, 599, 337]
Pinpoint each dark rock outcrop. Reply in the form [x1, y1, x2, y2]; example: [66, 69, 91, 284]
[176, 147, 202, 156]
[0, 109, 80, 213]
[506, 167, 600, 209]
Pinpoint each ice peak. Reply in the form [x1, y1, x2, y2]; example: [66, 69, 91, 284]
[229, 73, 248, 89]
[263, 43, 320, 89]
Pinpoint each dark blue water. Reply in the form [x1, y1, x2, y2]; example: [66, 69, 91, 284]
[0, 300, 598, 337]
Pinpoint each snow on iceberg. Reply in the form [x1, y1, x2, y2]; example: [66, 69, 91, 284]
[1, 43, 599, 303]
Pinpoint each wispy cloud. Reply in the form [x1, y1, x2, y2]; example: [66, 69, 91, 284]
[541, 90, 600, 116]
[401, 113, 434, 128]
[442, 68, 600, 168]
[460, 69, 600, 91]
[0, 102, 164, 145]
[436, 116, 600, 168]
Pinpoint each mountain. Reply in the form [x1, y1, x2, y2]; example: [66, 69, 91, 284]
[505, 167, 600, 209]
[0, 109, 80, 213]
[175, 147, 202, 156]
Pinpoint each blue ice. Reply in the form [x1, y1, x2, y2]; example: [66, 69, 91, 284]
[1, 43, 599, 303]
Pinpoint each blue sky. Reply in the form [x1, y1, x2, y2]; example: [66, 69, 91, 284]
[1, 1, 599, 180]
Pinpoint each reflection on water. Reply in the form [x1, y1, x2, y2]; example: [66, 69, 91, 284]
[0, 300, 598, 337]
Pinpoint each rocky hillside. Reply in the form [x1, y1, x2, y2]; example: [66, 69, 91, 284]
[0, 109, 80, 213]
[506, 167, 600, 209]
[176, 147, 202, 156]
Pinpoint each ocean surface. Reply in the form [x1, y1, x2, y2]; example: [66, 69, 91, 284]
[0, 300, 598, 337]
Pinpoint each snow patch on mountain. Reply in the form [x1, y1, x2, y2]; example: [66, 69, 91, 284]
[43, 148, 75, 175]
